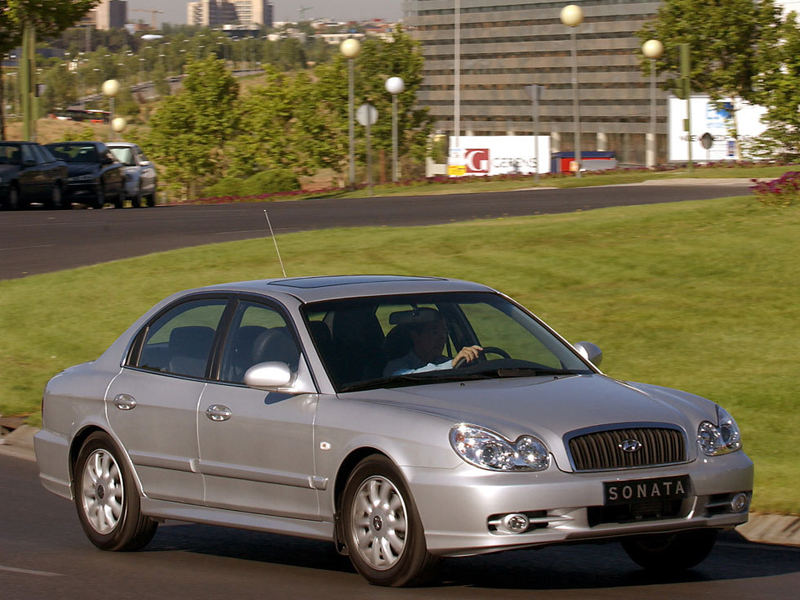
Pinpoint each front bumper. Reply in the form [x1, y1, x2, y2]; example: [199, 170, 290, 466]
[404, 451, 754, 557]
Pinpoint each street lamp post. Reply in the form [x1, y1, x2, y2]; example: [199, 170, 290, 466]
[642, 39, 664, 169]
[102, 79, 120, 141]
[385, 77, 405, 182]
[560, 4, 584, 178]
[340, 38, 362, 189]
[525, 84, 546, 184]
[454, 0, 461, 149]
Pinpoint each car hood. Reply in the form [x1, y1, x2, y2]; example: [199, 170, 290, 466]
[344, 374, 715, 471]
[66, 164, 100, 176]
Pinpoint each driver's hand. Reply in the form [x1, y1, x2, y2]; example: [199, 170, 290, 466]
[453, 345, 483, 366]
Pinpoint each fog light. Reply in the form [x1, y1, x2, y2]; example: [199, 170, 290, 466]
[730, 493, 749, 513]
[502, 513, 530, 534]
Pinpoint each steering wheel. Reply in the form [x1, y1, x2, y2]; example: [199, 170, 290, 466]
[453, 346, 511, 368]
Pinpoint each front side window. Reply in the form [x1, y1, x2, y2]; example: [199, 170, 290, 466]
[303, 292, 594, 392]
[218, 300, 300, 384]
[135, 298, 228, 378]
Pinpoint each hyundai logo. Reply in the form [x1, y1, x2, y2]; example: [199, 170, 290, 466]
[619, 439, 642, 453]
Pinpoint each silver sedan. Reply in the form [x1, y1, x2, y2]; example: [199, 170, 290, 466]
[35, 276, 753, 587]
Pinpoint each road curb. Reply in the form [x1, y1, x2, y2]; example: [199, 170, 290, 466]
[1, 425, 797, 547]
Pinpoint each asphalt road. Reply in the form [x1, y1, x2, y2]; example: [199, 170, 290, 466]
[0, 180, 753, 281]
[2, 453, 798, 599]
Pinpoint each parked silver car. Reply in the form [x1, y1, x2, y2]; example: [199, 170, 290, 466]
[106, 142, 157, 208]
[35, 276, 753, 587]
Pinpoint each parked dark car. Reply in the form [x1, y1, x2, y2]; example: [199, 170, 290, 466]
[0, 141, 69, 210]
[45, 142, 126, 209]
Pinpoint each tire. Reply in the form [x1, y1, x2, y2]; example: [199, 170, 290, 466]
[131, 185, 142, 208]
[341, 455, 439, 587]
[6, 185, 21, 210]
[93, 183, 106, 209]
[113, 191, 123, 209]
[73, 431, 158, 552]
[622, 529, 718, 573]
[146, 191, 156, 207]
[48, 184, 65, 210]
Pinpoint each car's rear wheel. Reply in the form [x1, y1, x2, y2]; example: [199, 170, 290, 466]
[622, 529, 718, 573]
[342, 455, 439, 587]
[146, 190, 156, 207]
[74, 431, 158, 552]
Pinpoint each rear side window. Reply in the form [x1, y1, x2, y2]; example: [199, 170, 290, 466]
[134, 298, 228, 379]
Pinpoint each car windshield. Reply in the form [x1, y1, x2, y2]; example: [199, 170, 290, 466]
[48, 144, 98, 163]
[0, 144, 22, 165]
[108, 147, 135, 166]
[302, 292, 594, 392]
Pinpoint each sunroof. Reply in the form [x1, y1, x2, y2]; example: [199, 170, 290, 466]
[270, 275, 442, 289]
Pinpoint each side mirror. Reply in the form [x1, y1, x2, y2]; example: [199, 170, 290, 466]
[573, 341, 603, 367]
[139, 160, 151, 167]
[102, 156, 114, 165]
[23, 158, 36, 167]
[244, 361, 294, 390]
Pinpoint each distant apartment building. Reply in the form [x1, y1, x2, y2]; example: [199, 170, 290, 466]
[93, 0, 127, 30]
[187, 0, 273, 27]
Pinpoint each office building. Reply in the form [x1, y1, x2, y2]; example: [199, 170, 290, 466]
[404, 0, 666, 164]
[94, 0, 127, 30]
[187, 0, 273, 27]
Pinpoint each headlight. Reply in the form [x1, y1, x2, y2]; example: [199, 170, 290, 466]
[449, 424, 550, 472]
[698, 405, 742, 456]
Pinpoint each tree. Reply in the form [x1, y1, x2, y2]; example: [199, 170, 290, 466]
[747, 13, 800, 160]
[140, 56, 239, 200]
[0, 0, 99, 139]
[638, 0, 783, 155]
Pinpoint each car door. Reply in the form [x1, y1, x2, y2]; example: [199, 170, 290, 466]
[18, 144, 45, 202]
[197, 298, 320, 519]
[106, 295, 230, 505]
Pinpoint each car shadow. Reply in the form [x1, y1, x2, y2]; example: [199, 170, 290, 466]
[145, 525, 800, 591]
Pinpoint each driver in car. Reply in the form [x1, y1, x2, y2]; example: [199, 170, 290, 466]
[384, 308, 482, 376]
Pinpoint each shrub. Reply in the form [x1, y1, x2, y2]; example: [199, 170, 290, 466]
[204, 176, 244, 198]
[240, 170, 301, 196]
[751, 171, 800, 206]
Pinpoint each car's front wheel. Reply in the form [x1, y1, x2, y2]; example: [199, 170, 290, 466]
[93, 182, 105, 209]
[622, 529, 718, 573]
[342, 455, 439, 587]
[74, 431, 158, 552]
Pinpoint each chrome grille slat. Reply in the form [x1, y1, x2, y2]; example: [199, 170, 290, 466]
[568, 427, 686, 471]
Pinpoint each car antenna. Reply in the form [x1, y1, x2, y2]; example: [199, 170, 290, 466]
[263, 209, 287, 278]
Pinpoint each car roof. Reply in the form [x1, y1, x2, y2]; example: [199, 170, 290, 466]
[202, 275, 494, 303]
[106, 142, 136, 148]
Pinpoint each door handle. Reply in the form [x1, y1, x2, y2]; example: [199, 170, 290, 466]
[113, 394, 137, 410]
[205, 405, 232, 422]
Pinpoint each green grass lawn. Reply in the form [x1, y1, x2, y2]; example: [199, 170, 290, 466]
[1, 195, 798, 514]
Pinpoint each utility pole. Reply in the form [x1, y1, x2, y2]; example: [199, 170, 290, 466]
[21, 23, 36, 142]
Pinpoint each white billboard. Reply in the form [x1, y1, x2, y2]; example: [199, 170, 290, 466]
[668, 95, 767, 162]
[448, 136, 550, 177]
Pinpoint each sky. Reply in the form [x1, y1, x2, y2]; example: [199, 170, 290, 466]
[126, 1, 404, 27]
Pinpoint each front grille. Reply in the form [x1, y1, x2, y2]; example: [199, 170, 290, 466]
[588, 498, 685, 526]
[567, 426, 686, 472]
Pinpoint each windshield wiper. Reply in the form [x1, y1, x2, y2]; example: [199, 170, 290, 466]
[485, 367, 584, 378]
[339, 372, 494, 393]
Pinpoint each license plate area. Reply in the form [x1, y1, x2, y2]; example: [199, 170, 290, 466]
[604, 475, 690, 506]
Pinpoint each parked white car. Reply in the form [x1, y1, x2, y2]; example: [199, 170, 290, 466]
[106, 143, 157, 208]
